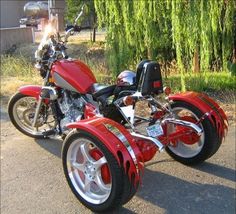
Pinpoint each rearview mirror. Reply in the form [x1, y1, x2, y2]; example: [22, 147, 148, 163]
[74, 4, 85, 25]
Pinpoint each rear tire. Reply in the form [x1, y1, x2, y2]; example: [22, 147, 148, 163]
[121, 171, 138, 205]
[165, 101, 220, 165]
[62, 130, 126, 212]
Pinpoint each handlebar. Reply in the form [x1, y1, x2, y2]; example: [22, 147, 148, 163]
[80, 26, 92, 30]
[64, 25, 92, 42]
[74, 4, 85, 25]
[65, 25, 92, 32]
[64, 4, 91, 42]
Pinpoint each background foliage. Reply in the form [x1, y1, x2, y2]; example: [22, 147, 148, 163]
[67, 0, 236, 90]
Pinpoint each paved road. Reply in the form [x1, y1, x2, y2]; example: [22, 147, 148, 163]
[1, 106, 235, 214]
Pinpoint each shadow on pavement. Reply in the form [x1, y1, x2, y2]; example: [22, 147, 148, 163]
[34, 138, 235, 214]
[94, 207, 138, 214]
[137, 168, 235, 214]
[35, 138, 63, 158]
[193, 162, 236, 182]
[145, 159, 175, 167]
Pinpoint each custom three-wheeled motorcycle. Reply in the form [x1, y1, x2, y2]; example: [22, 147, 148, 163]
[8, 8, 228, 212]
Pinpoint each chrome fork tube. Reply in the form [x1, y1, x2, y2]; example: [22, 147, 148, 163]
[32, 97, 43, 127]
[32, 69, 50, 128]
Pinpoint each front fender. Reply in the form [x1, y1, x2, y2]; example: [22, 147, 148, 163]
[169, 91, 228, 139]
[19, 85, 42, 99]
[67, 117, 144, 187]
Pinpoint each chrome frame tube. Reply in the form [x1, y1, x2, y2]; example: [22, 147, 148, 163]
[131, 132, 165, 152]
[162, 118, 203, 136]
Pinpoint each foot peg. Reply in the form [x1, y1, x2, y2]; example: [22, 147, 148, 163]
[42, 129, 56, 137]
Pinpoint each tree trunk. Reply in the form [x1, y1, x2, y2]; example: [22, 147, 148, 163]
[92, 13, 97, 43]
[92, 27, 96, 42]
[233, 23, 236, 63]
[193, 47, 200, 72]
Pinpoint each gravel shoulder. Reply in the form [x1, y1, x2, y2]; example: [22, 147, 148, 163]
[0, 99, 235, 214]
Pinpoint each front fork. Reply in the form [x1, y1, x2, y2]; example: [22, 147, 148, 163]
[32, 97, 43, 127]
[32, 70, 49, 128]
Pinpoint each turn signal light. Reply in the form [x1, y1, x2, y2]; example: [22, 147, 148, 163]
[123, 96, 135, 106]
[49, 77, 55, 83]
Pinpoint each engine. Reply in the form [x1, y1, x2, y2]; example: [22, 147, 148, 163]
[59, 91, 85, 131]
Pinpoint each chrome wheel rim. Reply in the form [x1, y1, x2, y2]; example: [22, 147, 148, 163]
[67, 138, 112, 204]
[12, 96, 55, 136]
[167, 107, 205, 158]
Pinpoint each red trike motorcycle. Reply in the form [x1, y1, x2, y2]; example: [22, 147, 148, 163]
[8, 9, 228, 212]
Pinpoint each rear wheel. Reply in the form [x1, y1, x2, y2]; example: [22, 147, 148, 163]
[62, 131, 126, 212]
[8, 92, 55, 139]
[165, 101, 220, 165]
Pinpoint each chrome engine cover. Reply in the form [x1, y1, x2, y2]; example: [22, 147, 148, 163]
[59, 92, 85, 131]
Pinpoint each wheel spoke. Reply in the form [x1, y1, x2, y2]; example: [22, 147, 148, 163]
[66, 138, 113, 205]
[84, 176, 91, 192]
[93, 157, 107, 168]
[80, 143, 93, 163]
[11, 95, 56, 137]
[71, 161, 85, 171]
[94, 172, 110, 192]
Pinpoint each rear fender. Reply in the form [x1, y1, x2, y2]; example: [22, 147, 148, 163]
[67, 117, 144, 187]
[19, 85, 42, 99]
[169, 92, 228, 139]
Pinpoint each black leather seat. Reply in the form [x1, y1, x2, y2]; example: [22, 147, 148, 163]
[91, 83, 116, 99]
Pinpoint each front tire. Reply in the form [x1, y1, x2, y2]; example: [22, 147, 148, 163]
[8, 92, 55, 139]
[165, 101, 220, 165]
[62, 130, 125, 212]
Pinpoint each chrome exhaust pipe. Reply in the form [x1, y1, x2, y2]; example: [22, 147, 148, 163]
[162, 118, 203, 136]
[131, 132, 165, 152]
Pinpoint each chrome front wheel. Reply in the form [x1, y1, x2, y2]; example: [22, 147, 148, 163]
[8, 92, 55, 138]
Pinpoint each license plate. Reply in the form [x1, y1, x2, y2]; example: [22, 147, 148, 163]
[146, 123, 164, 137]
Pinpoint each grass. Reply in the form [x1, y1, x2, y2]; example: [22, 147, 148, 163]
[1, 55, 36, 77]
[164, 71, 236, 92]
[1, 41, 235, 101]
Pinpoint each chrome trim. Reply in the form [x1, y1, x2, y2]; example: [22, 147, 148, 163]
[104, 124, 139, 173]
[32, 97, 43, 127]
[41, 86, 58, 100]
[162, 118, 203, 136]
[113, 100, 135, 130]
[117, 70, 136, 86]
[130, 132, 165, 152]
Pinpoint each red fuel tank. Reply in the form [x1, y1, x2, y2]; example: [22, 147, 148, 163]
[51, 60, 97, 94]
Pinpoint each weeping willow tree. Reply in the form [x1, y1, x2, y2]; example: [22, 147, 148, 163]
[94, 0, 172, 76]
[93, 0, 235, 85]
[171, 0, 235, 70]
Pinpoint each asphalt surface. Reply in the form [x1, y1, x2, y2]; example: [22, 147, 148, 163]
[1, 106, 235, 214]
